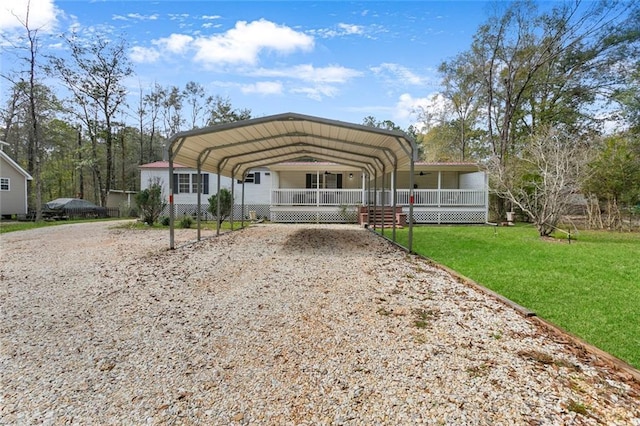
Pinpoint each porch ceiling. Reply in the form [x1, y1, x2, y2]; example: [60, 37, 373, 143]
[168, 112, 417, 179]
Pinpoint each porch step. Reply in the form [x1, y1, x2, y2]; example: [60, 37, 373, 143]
[358, 206, 406, 228]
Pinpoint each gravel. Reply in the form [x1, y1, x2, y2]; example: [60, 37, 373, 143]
[1, 221, 639, 425]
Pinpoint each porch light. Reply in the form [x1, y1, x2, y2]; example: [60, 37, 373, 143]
[349, 173, 353, 179]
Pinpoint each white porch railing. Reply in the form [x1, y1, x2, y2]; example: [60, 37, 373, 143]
[395, 189, 486, 206]
[271, 189, 363, 206]
[271, 188, 486, 207]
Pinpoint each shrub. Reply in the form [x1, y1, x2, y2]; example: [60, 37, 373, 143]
[160, 216, 170, 226]
[208, 188, 233, 222]
[135, 180, 166, 225]
[180, 215, 193, 229]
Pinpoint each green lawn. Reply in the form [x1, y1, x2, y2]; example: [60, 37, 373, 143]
[394, 225, 640, 369]
[0, 218, 127, 233]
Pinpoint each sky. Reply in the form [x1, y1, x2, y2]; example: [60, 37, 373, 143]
[1, 0, 498, 130]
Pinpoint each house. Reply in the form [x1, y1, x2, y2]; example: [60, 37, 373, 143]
[0, 148, 33, 219]
[139, 160, 488, 224]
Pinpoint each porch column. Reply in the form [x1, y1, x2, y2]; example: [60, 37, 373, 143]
[390, 171, 395, 207]
[437, 171, 442, 207]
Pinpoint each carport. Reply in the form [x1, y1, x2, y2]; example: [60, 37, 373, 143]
[166, 112, 418, 251]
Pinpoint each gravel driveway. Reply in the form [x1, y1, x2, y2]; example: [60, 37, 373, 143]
[1, 222, 638, 425]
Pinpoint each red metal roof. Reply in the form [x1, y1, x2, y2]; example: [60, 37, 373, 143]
[138, 161, 187, 169]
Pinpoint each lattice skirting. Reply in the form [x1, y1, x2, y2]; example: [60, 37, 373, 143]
[406, 208, 486, 224]
[163, 204, 271, 221]
[271, 209, 358, 223]
[164, 204, 485, 224]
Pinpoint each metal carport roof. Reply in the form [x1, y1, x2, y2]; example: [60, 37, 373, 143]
[166, 112, 418, 250]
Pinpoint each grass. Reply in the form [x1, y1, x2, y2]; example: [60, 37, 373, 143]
[118, 219, 247, 232]
[0, 217, 126, 233]
[1, 217, 247, 234]
[394, 224, 640, 369]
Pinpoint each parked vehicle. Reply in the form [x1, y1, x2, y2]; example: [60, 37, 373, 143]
[42, 198, 108, 220]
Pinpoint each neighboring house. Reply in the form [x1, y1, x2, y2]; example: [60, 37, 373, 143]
[0, 149, 33, 218]
[140, 160, 488, 224]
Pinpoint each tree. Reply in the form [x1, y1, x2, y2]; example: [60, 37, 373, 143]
[47, 33, 133, 206]
[362, 116, 402, 131]
[206, 96, 251, 126]
[438, 51, 482, 161]
[489, 127, 593, 236]
[583, 134, 640, 229]
[141, 82, 165, 163]
[441, 0, 639, 161]
[208, 188, 233, 223]
[183, 81, 212, 129]
[161, 85, 184, 137]
[135, 179, 166, 225]
[0, 1, 48, 219]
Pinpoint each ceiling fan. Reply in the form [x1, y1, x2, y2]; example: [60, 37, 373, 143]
[415, 171, 431, 176]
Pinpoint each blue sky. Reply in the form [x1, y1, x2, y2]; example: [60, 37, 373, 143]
[1, 0, 495, 129]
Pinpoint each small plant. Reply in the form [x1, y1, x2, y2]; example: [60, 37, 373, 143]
[160, 216, 170, 226]
[180, 215, 193, 229]
[412, 308, 437, 328]
[566, 399, 589, 416]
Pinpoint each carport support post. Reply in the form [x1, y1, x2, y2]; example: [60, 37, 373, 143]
[241, 179, 245, 228]
[168, 155, 175, 249]
[408, 158, 415, 253]
[216, 170, 221, 236]
[381, 167, 386, 236]
[366, 173, 371, 226]
[392, 166, 397, 242]
[373, 169, 378, 231]
[230, 177, 235, 230]
[196, 163, 202, 241]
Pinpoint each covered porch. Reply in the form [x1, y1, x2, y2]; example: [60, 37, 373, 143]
[268, 162, 488, 224]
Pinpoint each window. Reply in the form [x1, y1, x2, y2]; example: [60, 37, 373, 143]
[178, 174, 190, 193]
[172, 173, 209, 194]
[0, 177, 9, 191]
[237, 172, 261, 184]
[190, 173, 209, 194]
[306, 173, 342, 189]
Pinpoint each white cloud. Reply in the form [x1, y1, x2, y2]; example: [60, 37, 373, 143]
[192, 19, 314, 66]
[253, 64, 361, 84]
[291, 85, 339, 101]
[312, 22, 383, 39]
[337, 23, 363, 35]
[371, 63, 427, 86]
[202, 15, 221, 20]
[0, 0, 59, 32]
[241, 81, 283, 95]
[249, 64, 361, 101]
[153, 33, 194, 54]
[394, 92, 449, 130]
[112, 13, 158, 22]
[130, 46, 160, 63]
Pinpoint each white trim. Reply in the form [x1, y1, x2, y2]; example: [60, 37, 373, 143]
[0, 177, 9, 191]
